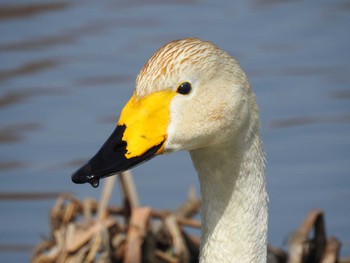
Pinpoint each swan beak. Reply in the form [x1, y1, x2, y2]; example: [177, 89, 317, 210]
[71, 90, 177, 186]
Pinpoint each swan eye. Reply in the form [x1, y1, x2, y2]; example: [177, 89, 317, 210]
[176, 82, 192, 95]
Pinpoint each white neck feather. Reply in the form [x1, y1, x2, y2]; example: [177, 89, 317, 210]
[190, 128, 268, 263]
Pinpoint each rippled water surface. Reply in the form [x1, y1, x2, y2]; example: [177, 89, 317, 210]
[0, 0, 349, 261]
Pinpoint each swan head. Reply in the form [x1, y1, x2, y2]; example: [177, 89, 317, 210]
[72, 38, 256, 186]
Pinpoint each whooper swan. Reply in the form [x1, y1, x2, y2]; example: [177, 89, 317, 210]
[72, 38, 268, 263]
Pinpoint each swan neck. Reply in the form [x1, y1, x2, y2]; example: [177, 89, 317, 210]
[190, 134, 268, 263]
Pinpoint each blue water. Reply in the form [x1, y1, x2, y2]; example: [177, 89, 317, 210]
[0, 0, 349, 261]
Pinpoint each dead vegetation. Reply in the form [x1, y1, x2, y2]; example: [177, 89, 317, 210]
[32, 172, 349, 263]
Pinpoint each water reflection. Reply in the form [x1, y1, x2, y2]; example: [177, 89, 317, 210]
[270, 114, 350, 129]
[0, 244, 33, 253]
[0, 161, 27, 171]
[0, 59, 60, 82]
[330, 90, 350, 100]
[75, 74, 133, 87]
[0, 34, 76, 52]
[0, 2, 68, 21]
[0, 18, 160, 52]
[250, 65, 345, 78]
[0, 88, 63, 108]
[0, 192, 63, 201]
[0, 123, 41, 144]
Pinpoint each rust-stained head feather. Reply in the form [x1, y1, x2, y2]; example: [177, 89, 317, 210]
[135, 38, 227, 97]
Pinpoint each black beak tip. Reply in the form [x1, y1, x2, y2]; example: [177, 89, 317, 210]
[71, 170, 85, 184]
[71, 125, 128, 187]
[71, 163, 100, 188]
[70, 125, 164, 188]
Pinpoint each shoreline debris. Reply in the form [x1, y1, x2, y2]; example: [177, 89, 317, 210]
[32, 172, 349, 263]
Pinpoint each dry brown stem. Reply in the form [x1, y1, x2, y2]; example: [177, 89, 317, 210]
[32, 172, 349, 263]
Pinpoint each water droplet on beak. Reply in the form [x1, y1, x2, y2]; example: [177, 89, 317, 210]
[87, 175, 100, 188]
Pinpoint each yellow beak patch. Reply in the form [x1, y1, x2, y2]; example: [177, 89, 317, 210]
[118, 90, 177, 159]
